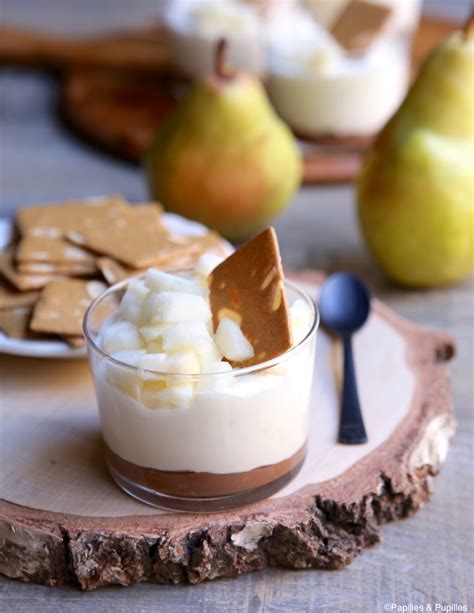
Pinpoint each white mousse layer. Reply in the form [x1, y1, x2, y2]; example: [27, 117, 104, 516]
[95, 258, 316, 474]
[96, 345, 314, 473]
[266, 1, 419, 136]
[268, 36, 410, 136]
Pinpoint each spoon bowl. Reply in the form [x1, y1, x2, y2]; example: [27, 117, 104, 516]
[319, 273, 371, 337]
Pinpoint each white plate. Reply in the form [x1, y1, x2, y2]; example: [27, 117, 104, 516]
[0, 212, 230, 359]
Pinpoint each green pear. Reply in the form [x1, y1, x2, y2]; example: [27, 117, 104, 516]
[146, 41, 301, 241]
[358, 23, 474, 287]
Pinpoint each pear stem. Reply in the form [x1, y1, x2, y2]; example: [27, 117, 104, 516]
[214, 38, 234, 80]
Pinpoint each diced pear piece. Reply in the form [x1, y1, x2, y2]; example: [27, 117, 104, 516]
[123, 279, 149, 303]
[196, 361, 233, 391]
[141, 378, 167, 392]
[147, 341, 164, 354]
[138, 351, 201, 375]
[140, 291, 162, 325]
[207, 361, 232, 374]
[107, 349, 146, 398]
[141, 383, 195, 409]
[119, 279, 150, 325]
[102, 321, 144, 354]
[150, 292, 211, 324]
[197, 342, 223, 372]
[195, 252, 225, 280]
[214, 317, 254, 362]
[198, 359, 232, 376]
[139, 323, 169, 343]
[111, 349, 146, 366]
[162, 322, 214, 354]
[144, 269, 202, 295]
[290, 298, 312, 344]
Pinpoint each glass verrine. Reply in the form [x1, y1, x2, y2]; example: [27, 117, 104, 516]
[266, 0, 422, 142]
[84, 275, 318, 512]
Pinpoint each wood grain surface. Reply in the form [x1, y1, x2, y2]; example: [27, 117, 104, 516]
[0, 1, 473, 611]
[0, 275, 455, 589]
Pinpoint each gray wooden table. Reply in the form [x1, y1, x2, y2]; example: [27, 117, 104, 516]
[0, 2, 473, 612]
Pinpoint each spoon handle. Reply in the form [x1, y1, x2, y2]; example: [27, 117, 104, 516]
[339, 336, 368, 445]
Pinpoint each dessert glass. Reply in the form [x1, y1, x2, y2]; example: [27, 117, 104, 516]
[267, 34, 411, 140]
[266, 0, 422, 140]
[84, 275, 318, 512]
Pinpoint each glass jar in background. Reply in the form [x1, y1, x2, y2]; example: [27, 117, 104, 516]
[266, 0, 423, 142]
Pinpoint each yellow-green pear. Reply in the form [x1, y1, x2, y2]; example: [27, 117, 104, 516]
[358, 22, 474, 287]
[146, 41, 301, 241]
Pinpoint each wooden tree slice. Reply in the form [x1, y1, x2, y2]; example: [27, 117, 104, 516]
[0, 272, 455, 590]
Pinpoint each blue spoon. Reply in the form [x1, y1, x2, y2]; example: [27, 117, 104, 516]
[318, 273, 371, 445]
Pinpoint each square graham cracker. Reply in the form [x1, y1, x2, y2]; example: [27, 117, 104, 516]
[30, 279, 107, 336]
[15, 236, 96, 266]
[0, 279, 39, 310]
[331, 0, 392, 51]
[15, 195, 129, 238]
[0, 247, 66, 291]
[67, 204, 194, 268]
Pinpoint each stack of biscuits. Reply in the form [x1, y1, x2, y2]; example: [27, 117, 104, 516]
[0, 195, 229, 347]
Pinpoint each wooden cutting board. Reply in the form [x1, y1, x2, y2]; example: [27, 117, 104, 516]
[0, 272, 455, 590]
[0, 16, 460, 184]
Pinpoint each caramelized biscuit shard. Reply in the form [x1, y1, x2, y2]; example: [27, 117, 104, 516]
[209, 227, 292, 367]
[331, 1, 392, 51]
